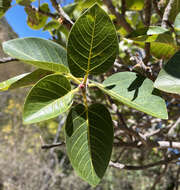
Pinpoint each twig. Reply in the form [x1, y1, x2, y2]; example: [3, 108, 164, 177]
[144, 121, 174, 138]
[114, 140, 180, 150]
[121, 0, 126, 16]
[144, 0, 152, 27]
[0, 57, 18, 64]
[143, 0, 152, 64]
[150, 164, 168, 190]
[153, 0, 175, 34]
[110, 98, 147, 144]
[41, 115, 66, 190]
[109, 153, 180, 170]
[152, 0, 163, 18]
[41, 142, 65, 149]
[168, 117, 180, 136]
[102, 0, 133, 33]
[50, 0, 73, 30]
[161, 0, 175, 28]
[175, 166, 180, 190]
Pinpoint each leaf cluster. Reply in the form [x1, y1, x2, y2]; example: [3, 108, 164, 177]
[0, 0, 180, 187]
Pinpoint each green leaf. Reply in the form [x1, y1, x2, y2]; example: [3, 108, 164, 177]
[0, 0, 11, 18]
[67, 3, 118, 77]
[126, 0, 144, 11]
[43, 20, 60, 31]
[25, 3, 49, 30]
[154, 51, 180, 94]
[23, 74, 75, 124]
[76, 0, 102, 9]
[169, 0, 180, 22]
[16, 0, 35, 6]
[134, 40, 178, 59]
[127, 27, 178, 59]
[63, 3, 77, 16]
[0, 69, 52, 91]
[174, 12, 180, 34]
[127, 27, 169, 38]
[147, 26, 169, 35]
[3, 37, 69, 73]
[65, 103, 113, 186]
[94, 72, 168, 119]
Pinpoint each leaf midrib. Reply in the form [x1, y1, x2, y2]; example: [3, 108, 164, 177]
[87, 12, 97, 75]
[24, 88, 76, 123]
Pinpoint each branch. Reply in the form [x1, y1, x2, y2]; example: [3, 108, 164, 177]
[168, 117, 180, 136]
[114, 140, 180, 150]
[41, 115, 66, 190]
[0, 57, 18, 64]
[144, 121, 173, 138]
[156, 141, 180, 149]
[50, 0, 73, 30]
[150, 164, 168, 190]
[26, 5, 57, 19]
[109, 153, 180, 170]
[161, 0, 175, 28]
[143, 0, 152, 64]
[152, 0, 163, 18]
[102, 0, 133, 33]
[144, 0, 152, 26]
[41, 142, 65, 149]
[175, 166, 180, 190]
[121, 0, 126, 16]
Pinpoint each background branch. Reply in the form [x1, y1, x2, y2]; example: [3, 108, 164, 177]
[102, 0, 133, 33]
[50, 0, 73, 30]
[110, 153, 180, 170]
[0, 57, 18, 64]
[161, 0, 175, 28]
[143, 0, 152, 64]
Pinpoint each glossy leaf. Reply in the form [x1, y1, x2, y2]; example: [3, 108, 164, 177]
[67, 3, 118, 77]
[154, 51, 180, 94]
[0, 69, 52, 91]
[0, 0, 11, 18]
[3, 37, 69, 73]
[65, 103, 113, 186]
[23, 74, 75, 124]
[94, 72, 168, 119]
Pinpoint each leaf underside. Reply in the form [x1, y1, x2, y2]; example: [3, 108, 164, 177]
[0, 69, 52, 91]
[65, 104, 113, 186]
[95, 72, 168, 119]
[23, 74, 74, 124]
[67, 3, 118, 77]
[154, 51, 180, 94]
[3, 37, 69, 73]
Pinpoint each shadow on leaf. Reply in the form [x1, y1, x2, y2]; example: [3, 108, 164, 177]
[164, 51, 180, 79]
[128, 74, 145, 101]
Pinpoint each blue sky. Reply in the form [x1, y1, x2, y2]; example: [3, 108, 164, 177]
[5, 0, 73, 39]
